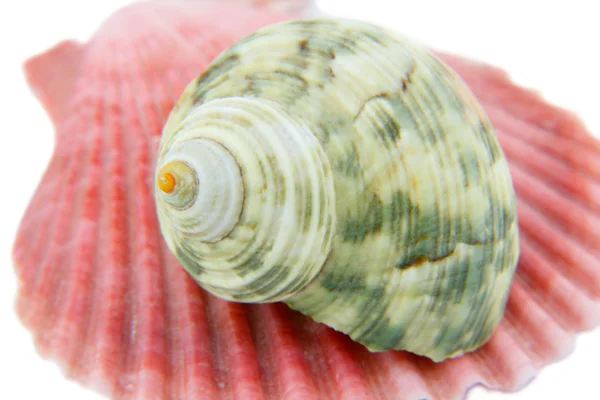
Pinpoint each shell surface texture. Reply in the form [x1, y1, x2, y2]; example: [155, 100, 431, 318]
[155, 18, 520, 362]
[13, 1, 600, 399]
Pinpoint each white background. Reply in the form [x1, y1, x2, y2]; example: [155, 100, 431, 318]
[0, 0, 598, 399]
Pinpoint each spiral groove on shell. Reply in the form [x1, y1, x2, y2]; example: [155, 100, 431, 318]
[156, 18, 519, 361]
[156, 96, 337, 302]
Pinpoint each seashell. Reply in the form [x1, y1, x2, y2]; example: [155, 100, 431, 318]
[12, 1, 600, 399]
[154, 18, 519, 362]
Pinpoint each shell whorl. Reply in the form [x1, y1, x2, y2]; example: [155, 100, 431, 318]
[156, 97, 336, 302]
[157, 143, 242, 242]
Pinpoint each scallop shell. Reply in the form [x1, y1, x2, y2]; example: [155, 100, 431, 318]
[12, 1, 600, 399]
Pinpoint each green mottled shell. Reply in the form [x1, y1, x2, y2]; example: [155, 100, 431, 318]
[156, 18, 519, 362]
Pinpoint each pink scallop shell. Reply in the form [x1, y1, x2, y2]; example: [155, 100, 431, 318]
[13, 1, 600, 399]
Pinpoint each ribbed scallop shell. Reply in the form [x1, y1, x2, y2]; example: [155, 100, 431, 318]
[12, 1, 600, 399]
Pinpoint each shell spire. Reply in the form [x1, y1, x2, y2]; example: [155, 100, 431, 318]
[156, 97, 337, 302]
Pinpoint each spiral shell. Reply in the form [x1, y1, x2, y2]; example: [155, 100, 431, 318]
[155, 18, 519, 361]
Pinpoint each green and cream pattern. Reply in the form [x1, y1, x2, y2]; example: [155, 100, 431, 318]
[155, 18, 519, 362]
